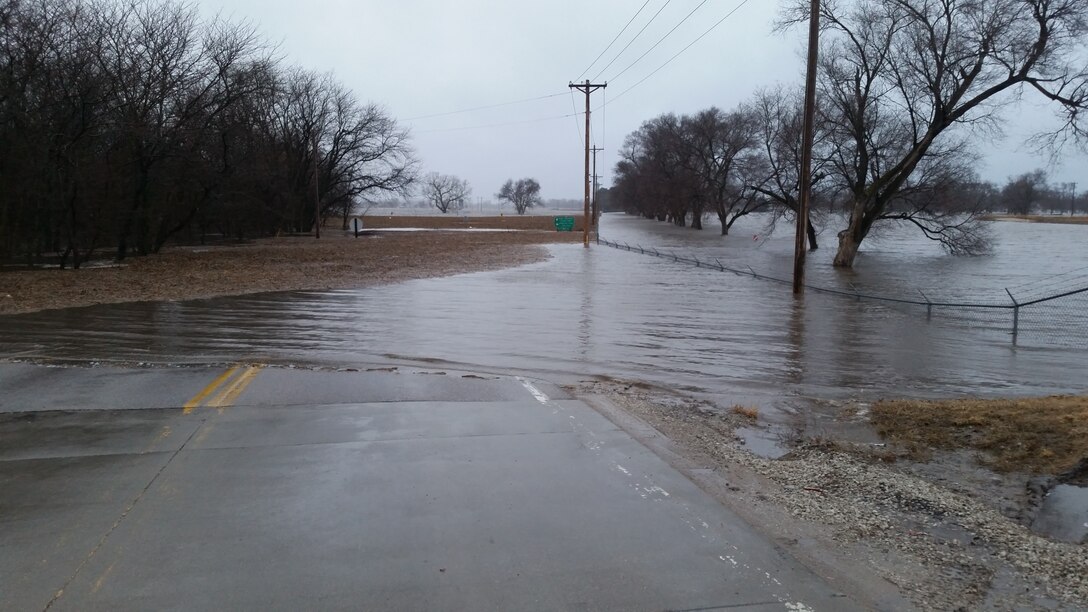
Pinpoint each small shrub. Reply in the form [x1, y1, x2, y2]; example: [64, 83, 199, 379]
[731, 405, 759, 420]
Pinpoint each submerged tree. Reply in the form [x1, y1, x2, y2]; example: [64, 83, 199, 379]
[744, 87, 830, 250]
[681, 107, 763, 234]
[781, 0, 1088, 267]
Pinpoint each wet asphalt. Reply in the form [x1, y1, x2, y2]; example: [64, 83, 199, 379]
[0, 362, 868, 611]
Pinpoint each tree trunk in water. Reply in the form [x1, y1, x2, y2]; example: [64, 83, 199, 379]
[691, 214, 702, 230]
[806, 218, 818, 251]
[834, 230, 861, 267]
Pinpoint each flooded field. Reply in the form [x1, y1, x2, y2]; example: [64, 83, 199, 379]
[1, 214, 1086, 406]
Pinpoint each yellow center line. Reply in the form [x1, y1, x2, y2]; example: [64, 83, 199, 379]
[208, 365, 263, 409]
[183, 366, 241, 414]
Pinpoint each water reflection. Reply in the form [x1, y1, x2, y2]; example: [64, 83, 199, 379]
[1, 214, 1086, 404]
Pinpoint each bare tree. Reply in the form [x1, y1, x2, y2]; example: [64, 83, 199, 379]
[496, 178, 541, 215]
[0, 0, 415, 266]
[613, 114, 703, 227]
[681, 107, 761, 234]
[1002, 170, 1049, 215]
[781, 0, 1088, 267]
[739, 88, 830, 249]
[422, 173, 471, 213]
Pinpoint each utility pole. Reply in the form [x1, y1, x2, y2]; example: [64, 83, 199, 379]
[313, 132, 321, 239]
[794, 0, 820, 295]
[591, 146, 604, 227]
[569, 80, 607, 247]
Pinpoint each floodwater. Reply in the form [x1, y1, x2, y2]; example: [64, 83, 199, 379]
[1032, 485, 1088, 544]
[1, 213, 1086, 407]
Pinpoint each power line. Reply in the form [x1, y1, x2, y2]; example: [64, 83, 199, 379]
[413, 112, 580, 134]
[404, 92, 568, 121]
[576, 0, 654, 82]
[607, 0, 710, 83]
[604, 0, 754, 107]
[592, 0, 674, 82]
[570, 89, 584, 146]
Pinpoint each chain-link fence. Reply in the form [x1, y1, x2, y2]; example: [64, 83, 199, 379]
[598, 236, 1088, 346]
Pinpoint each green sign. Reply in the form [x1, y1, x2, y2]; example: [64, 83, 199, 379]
[554, 216, 575, 232]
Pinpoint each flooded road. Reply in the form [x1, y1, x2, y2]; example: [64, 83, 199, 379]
[1, 214, 1086, 406]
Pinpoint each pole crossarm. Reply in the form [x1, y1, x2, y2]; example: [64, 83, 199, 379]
[569, 80, 607, 247]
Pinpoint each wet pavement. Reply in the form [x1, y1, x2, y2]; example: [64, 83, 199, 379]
[0, 362, 874, 611]
[1, 214, 1085, 607]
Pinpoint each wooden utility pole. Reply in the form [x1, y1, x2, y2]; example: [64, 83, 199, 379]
[591, 146, 604, 227]
[313, 132, 321, 239]
[793, 0, 820, 294]
[569, 80, 607, 247]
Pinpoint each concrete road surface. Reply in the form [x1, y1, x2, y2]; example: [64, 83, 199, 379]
[0, 362, 873, 611]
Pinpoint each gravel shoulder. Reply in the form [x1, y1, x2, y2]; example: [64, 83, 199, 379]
[569, 379, 1088, 611]
[6, 218, 1084, 609]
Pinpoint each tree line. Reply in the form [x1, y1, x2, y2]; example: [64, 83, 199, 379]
[0, 0, 416, 267]
[613, 0, 1088, 267]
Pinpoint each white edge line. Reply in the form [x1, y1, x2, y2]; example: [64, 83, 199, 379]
[516, 377, 550, 404]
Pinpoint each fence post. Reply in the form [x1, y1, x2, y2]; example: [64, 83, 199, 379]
[715, 258, 725, 272]
[919, 290, 932, 319]
[1006, 288, 1020, 340]
[354, 217, 359, 237]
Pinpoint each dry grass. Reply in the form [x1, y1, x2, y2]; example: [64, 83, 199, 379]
[359, 214, 587, 231]
[731, 405, 759, 420]
[0, 230, 582, 315]
[871, 395, 1088, 475]
[981, 214, 1088, 225]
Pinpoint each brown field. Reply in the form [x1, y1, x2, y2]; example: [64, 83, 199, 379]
[981, 214, 1088, 225]
[359, 213, 587, 231]
[0, 229, 583, 315]
[871, 395, 1088, 475]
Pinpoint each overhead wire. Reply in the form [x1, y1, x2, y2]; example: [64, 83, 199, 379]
[606, 0, 711, 83]
[413, 0, 751, 138]
[576, 0, 654, 82]
[604, 0, 754, 107]
[414, 111, 580, 134]
[404, 91, 568, 121]
[570, 89, 584, 146]
[592, 0, 674, 82]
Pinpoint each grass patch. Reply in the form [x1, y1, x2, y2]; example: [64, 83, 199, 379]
[871, 395, 1088, 475]
[731, 405, 759, 420]
[359, 214, 586, 231]
[981, 214, 1088, 225]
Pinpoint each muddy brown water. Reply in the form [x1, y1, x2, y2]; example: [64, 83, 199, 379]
[3, 213, 1086, 541]
[3, 214, 1085, 402]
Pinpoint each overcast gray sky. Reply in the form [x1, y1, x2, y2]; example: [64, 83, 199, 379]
[200, 0, 1086, 201]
